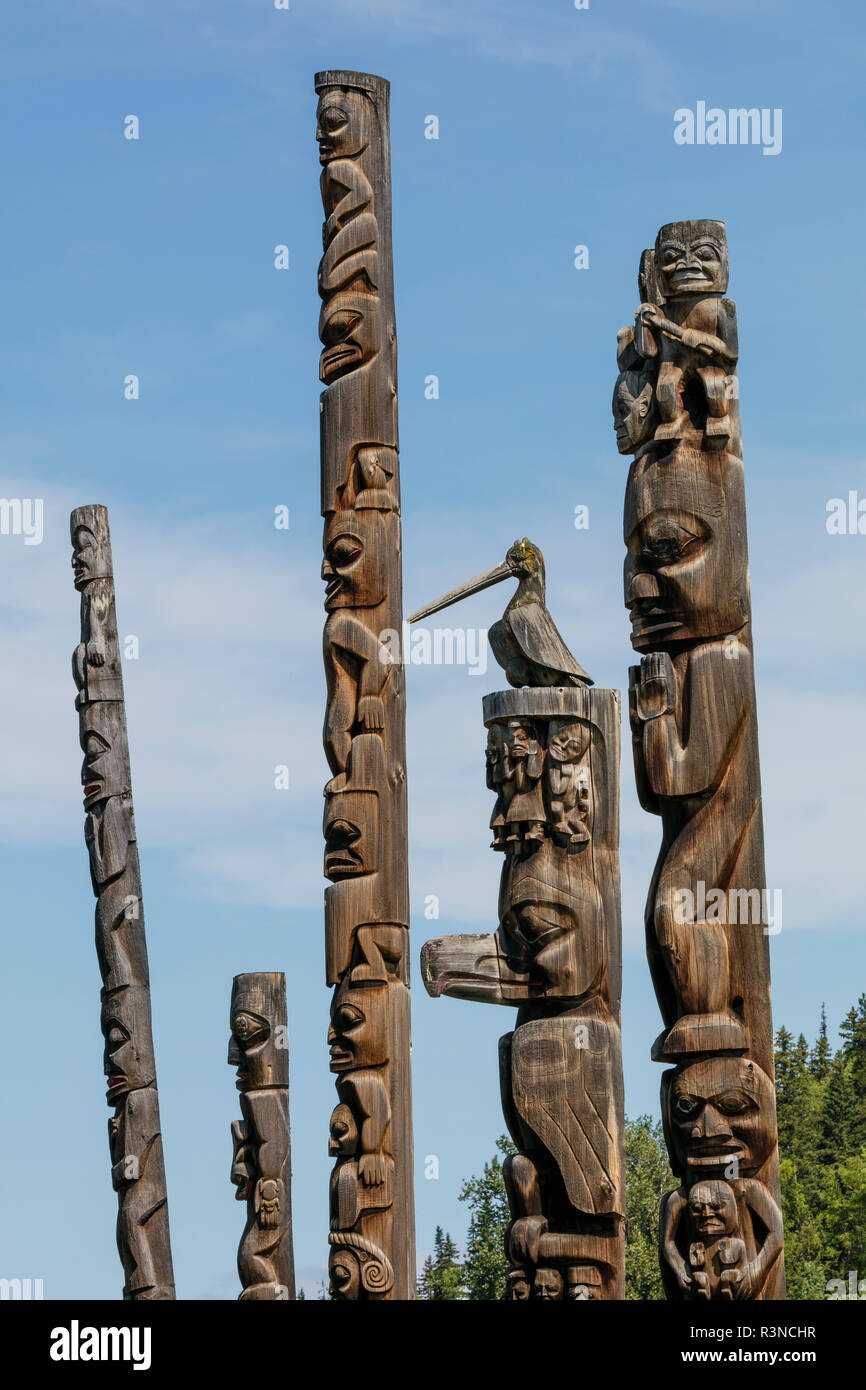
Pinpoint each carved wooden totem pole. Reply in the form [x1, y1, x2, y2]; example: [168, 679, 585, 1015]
[228, 973, 295, 1299]
[71, 505, 175, 1300]
[615, 222, 785, 1299]
[415, 540, 626, 1300]
[315, 69, 415, 1300]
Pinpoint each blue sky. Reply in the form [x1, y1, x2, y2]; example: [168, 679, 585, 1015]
[1, 0, 864, 1298]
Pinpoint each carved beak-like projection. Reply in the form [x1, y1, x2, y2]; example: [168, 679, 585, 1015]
[409, 558, 515, 624]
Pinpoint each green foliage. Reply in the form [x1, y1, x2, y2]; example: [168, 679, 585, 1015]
[457, 1135, 516, 1300]
[417, 1226, 463, 1299]
[624, 1115, 675, 1300]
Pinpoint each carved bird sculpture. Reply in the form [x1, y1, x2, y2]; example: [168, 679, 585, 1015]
[409, 537, 592, 688]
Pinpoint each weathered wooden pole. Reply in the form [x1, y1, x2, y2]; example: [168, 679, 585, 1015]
[615, 221, 785, 1299]
[71, 505, 175, 1300]
[228, 972, 295, 1299]
[315, 69, 415, 1300]
[417, 539, 626, 1300]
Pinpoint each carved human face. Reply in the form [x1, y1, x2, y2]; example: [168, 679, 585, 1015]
[316, 88, 370, 164]
[655, 221, 729, 298]
[101, 987, 151, 1103]
[318, 290, 379, 384]
[328, 982, 389, 1074]
[80, 710, 127, 812]
[485, 725, 504, 786]
[612, 373, 656, 454]
[323, 791, 378, 880]
[71, 513, 111, 590]
[321, 510, 386, 610]
[228, 976, 287, 1091]
[328, 1103, 358, 1158]
[506, 1269, 531, 1301]
[624, 452, 747, 649]
[664, 1058, 776, 1179]
[533, 1268, 563, 1300]
[688, 1180, 738, 1238]
[546, 721, 589, 765]
[506, 720, 536, 759]
[329, 1246, 360, 1299]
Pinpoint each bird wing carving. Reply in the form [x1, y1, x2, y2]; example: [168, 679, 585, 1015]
[510, 1019, 623, 1216]
[507, 604, 593, 685]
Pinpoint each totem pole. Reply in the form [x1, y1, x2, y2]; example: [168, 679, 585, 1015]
[228, 973, 295, 1299]
[615, 222, 785, 1299]
[71, 505, 174, 1300]
[315, 69, 415, 1300]
[416, 539, 626, 1300]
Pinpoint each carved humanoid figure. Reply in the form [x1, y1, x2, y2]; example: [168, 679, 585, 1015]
[660, 1177, 783, 1301]
[634, 221, 737, 446]
[228, 974, 294, 1300]
[486, 723, 511, 850]
[544, 719, 591, 845]
[503, 719, 546, 848]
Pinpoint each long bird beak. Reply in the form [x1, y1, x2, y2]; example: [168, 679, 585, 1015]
[409, 559, 515, 624]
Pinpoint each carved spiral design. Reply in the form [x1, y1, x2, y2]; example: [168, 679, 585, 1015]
[328, 1231, 394, 1294]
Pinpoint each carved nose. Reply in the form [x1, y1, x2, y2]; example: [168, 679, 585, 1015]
[626, 572, 661, 604]
[702, 1105, 733, 1140]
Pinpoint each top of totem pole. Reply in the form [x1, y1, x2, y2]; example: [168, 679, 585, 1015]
[315, 70, 390, 99]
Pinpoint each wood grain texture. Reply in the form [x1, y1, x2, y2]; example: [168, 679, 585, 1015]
[419, 548, 625, 1299]
[316, 69, 415, 1300]
[616, 221, 784, 1299]
[229, 973, 295, 1299]
[71, 505, 175, 1300]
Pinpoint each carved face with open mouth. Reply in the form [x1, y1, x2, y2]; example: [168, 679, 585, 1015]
[101, 989, 150, 1104]
[655, 221, 729, 298]
[71, 518, 111, 590]
[227, 976, 287, 1093]
[624, 455, 747, 648]
[227, 1010, 269, 1092]
[665, 1057, 776, 1179]
[321, 510, 386, 610]
[328, 982, 389, 1074]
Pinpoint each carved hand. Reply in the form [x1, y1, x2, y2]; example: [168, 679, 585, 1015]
[635, 652, 675, 721]
[720, 1261, 759, 1301]
[88, 644, 106, 667]
[358, 1153, 387, 1187]
[358, 695, 385, 732]
[637, 302, 663, 327]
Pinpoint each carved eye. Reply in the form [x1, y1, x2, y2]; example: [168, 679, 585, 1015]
[327, 536, 363, 570]
[660, 245, 683, 265]
[320, 106, 348, 134]
[694, 243, 720, 261]
[232, 1012, 268, 1046]
[714, 1091, 753, 1116]
[334, 1004, 364, 1031]
[674, 1096, 700, 1119]
[322, 309, 362, 346]
[641, 520, 701, 565]
[105, 1023, 129, 1053]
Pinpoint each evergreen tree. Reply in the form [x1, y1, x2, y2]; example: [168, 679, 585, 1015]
[624, 1115, 675, 1300]
[458, 1135, 515, 1300]
[810, 1004, 831, 1079]
[417, 1226, 462, 1299]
